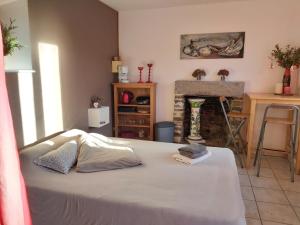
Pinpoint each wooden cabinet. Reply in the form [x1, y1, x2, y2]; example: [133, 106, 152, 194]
[113, 83, 156, 140]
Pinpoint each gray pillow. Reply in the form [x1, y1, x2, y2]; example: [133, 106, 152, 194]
[76, 140, 142, 173]
[34, 140, 78, 174]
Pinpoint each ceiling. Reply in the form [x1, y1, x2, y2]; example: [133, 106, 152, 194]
[100, 0, 249, 11]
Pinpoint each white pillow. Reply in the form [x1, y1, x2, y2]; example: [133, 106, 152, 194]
[34, 140, 78, 174]
[76, 137, 142, 173]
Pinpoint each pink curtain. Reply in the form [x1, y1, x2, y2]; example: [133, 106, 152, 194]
[0, 29, 32, 224]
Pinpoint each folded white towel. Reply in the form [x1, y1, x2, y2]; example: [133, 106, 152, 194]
[172, 151, 212, 165]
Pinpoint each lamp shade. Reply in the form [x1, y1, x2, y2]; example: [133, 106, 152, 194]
[112, 56, 122, 73]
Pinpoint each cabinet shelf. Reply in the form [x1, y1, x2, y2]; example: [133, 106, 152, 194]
[118, 112, 151, 116]
[118, 104, 150, 107]
[113, 83, 156, 141]
[118, 124, 150, 128]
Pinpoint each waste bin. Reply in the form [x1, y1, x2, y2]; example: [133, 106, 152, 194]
[155, 121, 175, 143]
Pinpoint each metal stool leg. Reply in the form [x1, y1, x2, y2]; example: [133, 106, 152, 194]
[220, 98, 244, 168]
[257, 121, 267, 177]
[254, 124, 265, 166]
[290, 108, 299, 182]
[291, 124, 295, 182]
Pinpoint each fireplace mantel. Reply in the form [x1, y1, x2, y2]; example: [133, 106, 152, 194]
[173, 80, 245, 143]
[175, 80, 245, 97]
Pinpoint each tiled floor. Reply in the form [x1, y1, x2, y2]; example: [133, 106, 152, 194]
[238, 156, 300, 225]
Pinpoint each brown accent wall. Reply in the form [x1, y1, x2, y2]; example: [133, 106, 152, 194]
[26, 0, 118, 142]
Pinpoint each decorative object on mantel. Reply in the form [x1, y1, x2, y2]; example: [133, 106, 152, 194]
[90, 96, 103, 108]
[146, 63, 153, 83]
[1, 18, 23, 56]
[271, 44, 300, 95]
[137, 66, 144, 83]
[187, 98, 206, 144]
[192, 69, 206, 80]
[217, 69, 229, 81]
[180, 32, 245, 59]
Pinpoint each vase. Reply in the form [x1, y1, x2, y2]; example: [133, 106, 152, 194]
[290, 66, 299, 95]
[282, 68, 291, 95]
[187, 98, 205, 144]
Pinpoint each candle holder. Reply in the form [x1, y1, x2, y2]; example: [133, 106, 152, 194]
[146, 63, 153, 83]
[138, 66, 144, 83]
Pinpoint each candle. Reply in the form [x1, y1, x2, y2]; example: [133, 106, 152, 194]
[274, 83, 283, 94]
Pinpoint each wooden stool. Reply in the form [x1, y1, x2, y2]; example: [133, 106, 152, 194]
[254, 104, 299, 182]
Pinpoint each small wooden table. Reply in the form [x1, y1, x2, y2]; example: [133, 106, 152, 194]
[246, 93, 300, 174]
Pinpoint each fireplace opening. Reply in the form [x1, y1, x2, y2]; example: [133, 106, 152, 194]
[184, 96, 232, 147]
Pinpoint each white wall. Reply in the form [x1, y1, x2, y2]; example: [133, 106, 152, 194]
[119, 0, 300, 148]
[0, 0, 32, 70]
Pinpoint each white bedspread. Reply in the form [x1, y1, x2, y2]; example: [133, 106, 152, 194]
[20, 132, 245, 225]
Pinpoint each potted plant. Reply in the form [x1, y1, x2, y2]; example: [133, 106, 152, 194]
[217, 69, 229, 81]
[1, 18, 23, 56]
[271, 44, 300, 95]
[192, 69, 206, 80]
[90, 96, 103, 108]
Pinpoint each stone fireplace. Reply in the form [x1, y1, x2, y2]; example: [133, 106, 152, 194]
[173, 80, 245, 145]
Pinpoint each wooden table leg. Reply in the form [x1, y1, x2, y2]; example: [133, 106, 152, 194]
[296, 123, 300, 175]
[246, 100, 257, 168]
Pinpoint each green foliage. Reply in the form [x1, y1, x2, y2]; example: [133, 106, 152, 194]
[271, 44, 300, 69]
[1, 18, 23, 56]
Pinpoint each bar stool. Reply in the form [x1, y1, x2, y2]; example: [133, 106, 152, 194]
[220, 96, 249, 168]
[254, 104, 299, 182]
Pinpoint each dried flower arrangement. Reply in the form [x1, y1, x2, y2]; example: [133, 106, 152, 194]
[192, 69, 206, 80]
[271, 44, 300, 69]
[217, 69, 229, 81]
[90, 96, 104, 108]
[1, 18, 23, 56]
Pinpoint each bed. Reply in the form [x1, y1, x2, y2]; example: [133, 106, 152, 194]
[20, 130, 246, 225]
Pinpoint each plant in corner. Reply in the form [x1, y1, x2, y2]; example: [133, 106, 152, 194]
[1, 18, 23, 56]
[271, 44, 300, 95]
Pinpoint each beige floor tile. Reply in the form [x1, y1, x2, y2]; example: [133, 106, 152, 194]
[268, 158, 290, 171]
[250, 176, 281, 190]
[294, 207, 300, 218]
[253, 188, 288, 204]
[246, 218, 262, 225]
[286, 191, 300, 207]
[257, 202, 300, 225]
[274, 169, 300, 181]
[278, 179, 300, 193]
[239, 167, 248, 175]
[261, 159, 270, 168]
[240, 174, 251, 186]
[273, 168, 289, 180]
[244, 200, 260, 219]
[262, 221, 289, 225]
[248, 168, 274, 178]
[239, 168, 248, 175]
[242, 186, 255, 201]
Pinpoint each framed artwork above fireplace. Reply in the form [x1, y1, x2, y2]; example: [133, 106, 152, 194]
[180, 32, 245, 59]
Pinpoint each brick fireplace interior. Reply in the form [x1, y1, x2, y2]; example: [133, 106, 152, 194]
[173, 80, 245, 145]
[183, 96, 230, 147]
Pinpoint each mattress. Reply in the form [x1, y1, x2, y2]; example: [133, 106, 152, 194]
[20, 133, 245, 225]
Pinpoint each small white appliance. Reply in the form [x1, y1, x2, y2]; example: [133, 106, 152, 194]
[118, 66, 129, 83]
[88, 106, 110, 128]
